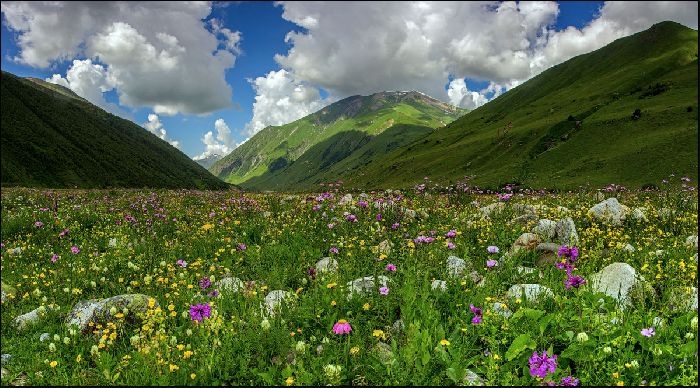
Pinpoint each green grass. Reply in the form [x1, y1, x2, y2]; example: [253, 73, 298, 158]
[0, 71, 229, 190]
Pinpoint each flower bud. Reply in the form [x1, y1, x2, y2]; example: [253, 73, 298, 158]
[261, 318, 271, 331]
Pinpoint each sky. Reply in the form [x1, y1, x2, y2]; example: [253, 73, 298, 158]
[1, 1, 697, 160]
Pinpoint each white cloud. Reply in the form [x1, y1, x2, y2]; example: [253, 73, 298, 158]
[143, 113, 181, 149]
[1, 1, 241, 115]
[194, 118, 243, 160]
[244, 69, 329, 136]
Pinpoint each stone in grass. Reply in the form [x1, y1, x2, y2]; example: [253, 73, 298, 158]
[669, 286, 698, 312]
[510, 233, 541, 255]
[491, 302, 512, 319]
[66, 294, 157, 332]
[375, 342, 394, 363]
[431, 280, 447, 292]
[346, 276, 389, 299]
[509, 212, 537, 227]
[1, 281, 17, 304]
[39, 333, 50, 342]
[588, 198, 629, 226]
[447, 256, 467, 278]
[13, 304, 59, 331]
[263, 290, 295, 316]
[532, 219, 557, 240]
[464, 369, 485, 386]
[686, 235, 698, 251]
[391, 319, 405, 335]
[315, 257, 339, 274]
[339, 193, 353, 205]
[555, 217, 579, 245]
[506, 284, 554, 303]
[623, 244, 635, 253]
[588, 263, 653, 310]
[479, 202, 506, 218]
[535, 243, 560, 267]
[216, 277, 244, 294]
[0, 354, 10, 365]
[630, 207, 647, 222]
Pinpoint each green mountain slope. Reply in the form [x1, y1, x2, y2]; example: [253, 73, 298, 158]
[347, 21, 698, 190]
[210, 91, 465, 186]
[1, 71, 229, 189]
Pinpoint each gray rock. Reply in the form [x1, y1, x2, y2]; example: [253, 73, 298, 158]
[589, 263, 651, 309]
[468, 271, 484, 286]
[346, 276, 389, 298]
[0, 354, 10, 365]
[216, 277, 244, 293]
[338, 194, 353, 206]
[516, 266, 537, 276]
[39, 333, 50, 342]
[391, 319, 405, 334]
[108, 238, 117, 247]
[512, 203, 538, 215]
[506, 284, 554, 303]
[479, 202, 506, 218]
[588, 198, 629, 226]
[67, 294, 157, 332]
[13, 305, 57, 331]
[431, 280, 447, 292]
[623, 244, 635, 253]
[686, 235, 698, 250]
[264, 290, 295, 316]
[535, 243, 560, 253]
[510, 213, 537, 226]
[555, 217, 579, 245]
[511, 233, 541, 254]
[532, 219, 557, 240]
[447, 256, 467, 278]
[377, 240, 394, 256]
[491, 302, 512, 319]
[315, 257, 339, 274]
[631, 207, 647, 222]
[464, 369, 485, 386]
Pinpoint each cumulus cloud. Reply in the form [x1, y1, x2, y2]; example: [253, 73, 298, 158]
[194, 118, 246, 160]
[1, 1, 241, 115]
[244, 69, 330, 136]
[271, 1, 697, 111]
[143, 114, 181, 149]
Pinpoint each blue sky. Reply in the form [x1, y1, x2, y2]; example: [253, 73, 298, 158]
[2, 1, 696, 160]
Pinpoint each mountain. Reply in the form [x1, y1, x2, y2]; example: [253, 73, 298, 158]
[1, 71, 229, 189]
[210, 91, 466, 188]
[342, 21, 699, 190]
[195, 154, 223, 169]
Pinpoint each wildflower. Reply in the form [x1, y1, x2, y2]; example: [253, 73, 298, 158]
[379, 286, 390, 295]
[207, 289, 219, 298]
[640, 327, 655, 337]
[470, 304, 483, 324]
[169, 364, 179, 372]
[237, 243, 247, 251]
[576, 332, 589, 343]
[307, 267, 317, 280]
[70, 246, 80, 254]
[35, 221, 44, 227]
[373, 329, 385, 338]
[346, 214, 358, 222]
[75, 354, 82, 363]
[447, 242, 456, 250]
[326, 282, 337, 289]
[385, 263, 397, 272]
[189, 303, 211, 323]
[349, 346, 360, 355]
[446, 230, 457, 238]
[391, 222, 400, 230]
[487, 246, 499, 254]
[486, 259, 498, 268]
[560, 376, 580, 386]
[48, 343, 56, 352]
[330, 247, 339, 254]
[332, 319, 352, 335]
[376, 214, 382, 221]
[191, 373, 197, 380]
[363, 303, 370, 310]
[440, 339, 450, 346]
[564, 275, 587, 289]
[176, 259, 187, 268]
[529, 350, 557, 378]
[691, 316, 698, 331]
[285, 376, 295, 386]
[50, 254, 59, 263]
[49, 360, 58, 368]
[199, 277, 211, 290]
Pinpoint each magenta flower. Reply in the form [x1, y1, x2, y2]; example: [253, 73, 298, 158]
[332, 319, 352, 335]
[529, 350, 557, 378]
[385, 263, 397, 272]
[487, 245, 499, 254]
[328, 223, 335, 229]
[391, 223, 400, 230]
[59, 229, 70, 237]
[486, 259, 498, 268]
[447, 241, 456, 250]
[560, 376, 580, 386]
[330, 247, 339, 254]
[564, 275, 586, 289]
[34, 221, 44, 227]
[470, 304, 483, 324]
[189, 303, 211, 322]
[376, 214, 382, 221]
[641, 327, 655, 337]
[445, 230, 457, 238]
[307, 267, 317, 280]
[176, 259, 188, 268]
[70, 246, 80, 254]
[346, 214, 358, 222]
[237, 243, 247, 251]
[50, 253, 59, 263]
[379, 287, 390, 295]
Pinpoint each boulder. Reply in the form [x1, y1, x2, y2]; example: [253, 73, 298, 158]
[14, 304, 58, 331]
[555, 217, 579, 245]
[315, 257, 339, 274]
[67, 294, 157, 332]
[589, 263, 651, 309]
[216, 277, 244, 293]
[506, 284, 554, 303]
[464, 369, 485, 386]
[686, 235, 698, 251]
[630, 207, 647, 222]
[346, 276, 389, 299]
[511, 233, 541, 254]
[446, 256, 467, 278]
[622, 244, 635, 253]
[264, 290, 295, 316]
[509, 213, 538, 226]
[532, 219, 557, 240]
[588, 198, 629, 225]
[479, 202, 506, 218]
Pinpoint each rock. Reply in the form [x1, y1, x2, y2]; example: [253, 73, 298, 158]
[630, 207, 647, 222]
[264, 290, 295, 316]
[479, 202, 506, 218]
[491, 302, 512, 319]
[339, 194, 353, 206]
[511, 233, 541, 254]
[512, 203, 538, 215]
[589, 263, 651, 309]
[39, 333, 50, 342]
[516, 266, 537, 276]
[0, 354, 10, 365]
[588, 198, 629, 226]
[555, 217, 579, 245]
[532, 220, 557, 240]
[391, 319, 405, 335]
[216, 277, 244, 293]
[315, 257, 339, 274]
[623, 244, 635, 253]
[108, 238, 117, 247]
[402, 208, 417, 219]
[464, 369, 485, 386]
[1, 282, 16, 303]
[0, 367, 6, 380]
[446, 256, 467, 278]
[506, 284, 554, 303]
[509, 213, 538, 226]
[686, 235, 698, 250]
[375, 342, 394, 363]
[66, 294, 157, 332]
[377, 239, 394, 256]
[431, 280, 447, 292]
[346, 276, 389, 299]
[670, 287, 698, 311]
[468, 271, 484, 286]
[13, 305, 57, 331]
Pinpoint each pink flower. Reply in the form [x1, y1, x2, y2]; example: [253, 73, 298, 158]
[641, 327, 655, 337]
[379, 287, 390, 295]
[70, 246, 80, 254]
[486, 259, 498, 268]
[487, 246, 499, 254]
[177, 259, 188, 268]
[447, 242, 456, 250]
[333, 319, 352, 335]
[50, 254, 59, 263]
[385, 263, 396, 272]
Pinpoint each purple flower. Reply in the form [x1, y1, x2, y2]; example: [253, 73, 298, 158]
[59, 229, 70, 237]
[70, 246, 80, 254]
[557, 245, 579, 260]
[529, 350, 557, 378]
[445, 230, 457, 238]
[487, 245, 499, 254]
[357, 201, 368, 208]
[237, 243, 247, 251]
[177, 259, 188, 268]
[34, 221, 44, 227]
[333, 320, 352, 335]
[207, 289, 219, 298]
[560, 376, 580, 386]
[199, 277, 212, 290]
[486, 259, 498, 268]
[189, 303, 211, 322]
[327, 223, 335, 229]
[447, 241, 456, 250]
[346, 214, 358, 222]
[564, 275, 587, 289]
[385, 263, 397, 272]
[391, 223, 400, 230]
[330, 247, 339, 254]
[50, 253, 59, 263]
[470, 304, 483, 324]
[379, 287, 390, 295]
[641, 327, 655, 337]
[376, 213, 382, 221]
[307, 267, 317, 280]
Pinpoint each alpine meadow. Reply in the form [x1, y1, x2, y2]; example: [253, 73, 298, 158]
[0, 2, 698, 387]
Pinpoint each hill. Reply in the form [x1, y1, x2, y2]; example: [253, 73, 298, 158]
[210, 91, 465, 187]
[1, 71, 229, 189]
[346, 21, 698, 190]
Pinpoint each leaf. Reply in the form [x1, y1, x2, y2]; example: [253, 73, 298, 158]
[421, 351, 431, 366]
[506, 334, 536, 361]
[539, 315, 554, 336]
[511, 308, 545, 321]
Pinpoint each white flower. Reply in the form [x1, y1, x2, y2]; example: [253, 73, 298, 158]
[261, 318, 271, 331]
[53, 334, 60, 342]
[603, 346, 612, 354]
[48, 343, 56, 352]
[63, 337, 70, 345]
[576, 332, 589, 343]
[295, 341, 306, 354]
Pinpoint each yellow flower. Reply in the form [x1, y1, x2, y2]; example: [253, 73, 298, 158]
[616, 381, 624, 386]
[363, 303, 370, 310]
[493, 354, 501, 360]
[331, 300, 337, 306]
[373, 329, 385, 338]
[190, 373, 197, 380]
[50, 360, 58, 368]
[169, 364, 179, 372]
[177, 344, 185, 351]
[183, 351, 194, 359]
[612, 372, 620, 379]
[327, 282, 337, 289]
[285, 376, 295, 386]
[350, 346, 360, 355]
[75, 354, 82, 363]
[201, 223, 214, 231]
[440, 339, 450, 346]
[148, 298, 156, 308]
